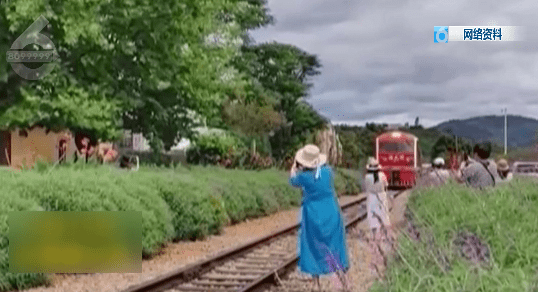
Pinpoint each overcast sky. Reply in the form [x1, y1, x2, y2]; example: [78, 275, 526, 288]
[249, 0, 538, 128]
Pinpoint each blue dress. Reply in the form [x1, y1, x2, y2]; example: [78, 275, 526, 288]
[289, 165, 350, 276]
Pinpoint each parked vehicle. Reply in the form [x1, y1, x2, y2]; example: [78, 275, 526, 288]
[512, 161, 538, 177]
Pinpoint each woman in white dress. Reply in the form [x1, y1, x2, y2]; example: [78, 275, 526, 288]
[362, 157, 392, 277]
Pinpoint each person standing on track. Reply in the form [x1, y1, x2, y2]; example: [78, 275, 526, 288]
[289, 144, 349, 291]
[362, 157, 392, 278]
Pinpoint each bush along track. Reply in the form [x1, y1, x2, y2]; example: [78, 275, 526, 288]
[370, 177, 538, 292]
[0, 164, 359, 291]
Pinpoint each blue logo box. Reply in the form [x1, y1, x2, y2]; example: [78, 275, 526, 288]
[434, 26, 449, 43]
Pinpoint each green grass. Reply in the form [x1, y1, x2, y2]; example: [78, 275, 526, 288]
[335, 167, 362, 196]
[504, 146, 538, 162]
[369, 177, 538, 292]
[0, 163, 359, 291]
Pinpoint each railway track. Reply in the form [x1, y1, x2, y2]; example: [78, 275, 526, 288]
[122, 190, 406, 292]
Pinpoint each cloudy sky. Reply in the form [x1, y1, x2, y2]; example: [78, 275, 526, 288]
[249, 0, 538, 128]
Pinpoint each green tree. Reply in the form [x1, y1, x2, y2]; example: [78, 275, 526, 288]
[221, 97, 282, 154]
[223, 0, 274, 38]
[334, 123, 388, 169]
[1, 0, 248, 150]
[230, 42, 326, 160]
[431, 135, 472, 161]
[337, 129, 365, 169]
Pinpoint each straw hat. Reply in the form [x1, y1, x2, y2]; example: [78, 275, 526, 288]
[433, 157, 445, 166]
[366, 157, 380, 171]
[497, 159, 509, 171]
[295, 144, 327, 169]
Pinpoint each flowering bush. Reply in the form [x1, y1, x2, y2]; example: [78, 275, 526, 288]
[216, 149, 273, 170]
[315, 241, 351, 291]
[187, 133, 245, 165]
[0, 165, 301, 291]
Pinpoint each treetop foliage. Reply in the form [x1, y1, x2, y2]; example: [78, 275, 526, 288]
[1, 0, 329, 160]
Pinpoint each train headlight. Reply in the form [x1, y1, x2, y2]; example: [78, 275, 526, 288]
[391, 132, 402, 138]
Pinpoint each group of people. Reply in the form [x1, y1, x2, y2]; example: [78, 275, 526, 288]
[286, 142, 515, 290]
[427, 142, 513, 188]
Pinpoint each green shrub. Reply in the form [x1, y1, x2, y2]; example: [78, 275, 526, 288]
[148, 175, 228, 240]
[218, 182, 260, 223]
[334, 168, 362, 196]
[2, 168, 175, 257]
[187, 132, 245, 165]
[206, 168, 300, 223]
[247, 180, 281, 215]
[0, 191, 48, 291]
[0, 164, 324, 291]
[222, 150, 273, 170]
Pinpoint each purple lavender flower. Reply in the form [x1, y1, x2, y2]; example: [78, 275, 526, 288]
[315, 241, 349, 290]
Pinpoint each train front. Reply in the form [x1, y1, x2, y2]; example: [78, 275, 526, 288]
[375, 131, 419, 188]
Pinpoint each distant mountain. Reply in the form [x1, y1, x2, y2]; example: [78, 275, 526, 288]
[431, 115, 538, 148]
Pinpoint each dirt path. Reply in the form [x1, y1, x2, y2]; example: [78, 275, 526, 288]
[342, 189, 412, 291]
[21, 195, 362, 292]
[389, 189, 411, 232]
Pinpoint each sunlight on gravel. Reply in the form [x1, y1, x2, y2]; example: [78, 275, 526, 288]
[268, 235, 378, 292]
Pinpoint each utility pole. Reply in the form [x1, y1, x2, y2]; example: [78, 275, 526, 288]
[502, 108, 507, 155]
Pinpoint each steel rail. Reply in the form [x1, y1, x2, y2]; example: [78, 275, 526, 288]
[122, 194, 371, 292]
[238, 190, 406, 292]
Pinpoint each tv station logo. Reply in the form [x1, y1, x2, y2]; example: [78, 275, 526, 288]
[434, 26, 525, 43]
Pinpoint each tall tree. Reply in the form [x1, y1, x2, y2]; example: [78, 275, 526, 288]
[431, 134, 472, 161]
[220, 96, 282, 154]
[1, 0, 247, 150]
[230, 42, 326, 160]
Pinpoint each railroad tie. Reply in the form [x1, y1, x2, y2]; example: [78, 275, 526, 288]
[237, 257, 281, 263]
[283, 276, 312, 282]
[276, 290, 335, 292]
[123, 194, 401, 292]
[173, 286, 240, 292]
[245, 255, 289, 260]
[239, 259, 282, 265]
[199, 274, 260, 281]
[213, 268, 268, 275]
[231, 263, 274, 269]
[190, 279, 246, 287]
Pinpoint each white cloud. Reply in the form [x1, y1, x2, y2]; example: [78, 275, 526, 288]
[250, 0, 538, 128]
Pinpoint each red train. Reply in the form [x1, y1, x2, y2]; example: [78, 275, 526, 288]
[375, 130, 422, 188]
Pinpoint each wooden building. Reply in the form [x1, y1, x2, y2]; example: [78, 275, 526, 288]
[0, 126, 77, 169]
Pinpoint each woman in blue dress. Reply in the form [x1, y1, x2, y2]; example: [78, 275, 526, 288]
[289, 144, 350, 290]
